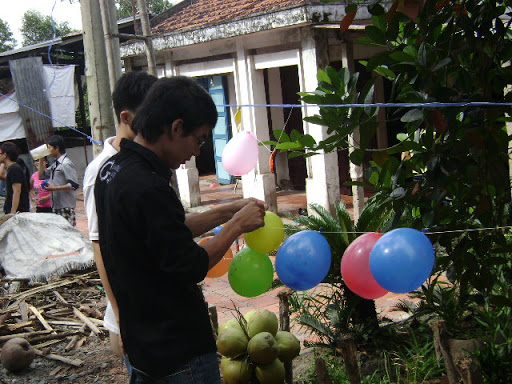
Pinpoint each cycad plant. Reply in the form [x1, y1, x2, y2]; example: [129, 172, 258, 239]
[286, 198, 396, 349]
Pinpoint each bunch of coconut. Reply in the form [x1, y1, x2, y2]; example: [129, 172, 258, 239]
[217, 309, 301, 384]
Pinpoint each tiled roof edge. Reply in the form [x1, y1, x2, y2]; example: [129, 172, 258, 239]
[121, 3, 373, 58]
[149, 0, 193, 28]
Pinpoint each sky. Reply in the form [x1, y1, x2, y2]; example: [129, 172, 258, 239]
[3, 0, 83, 48]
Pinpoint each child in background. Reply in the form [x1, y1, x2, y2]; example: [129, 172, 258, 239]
[30, 157, 52, 213]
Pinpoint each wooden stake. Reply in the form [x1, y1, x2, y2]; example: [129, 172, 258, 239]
[208, 305, 218, 339]
[73, 308, 102, 336]
[65, 325, 87, 351]
[430, 320, 460, 384]
[29, 331, 79, 344]
[315, 357, 334, 384]
[34, 348, 84, 367]
[28, 305, 54, 332]
[337, 338, 361, 384]
[0, 330, 52, 343]
[278, 288, 294, 384]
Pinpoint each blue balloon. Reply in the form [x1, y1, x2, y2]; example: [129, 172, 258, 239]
[276, 230, 331, 291]
[369, 228, 435, 293]
[213, 225, 223, 235]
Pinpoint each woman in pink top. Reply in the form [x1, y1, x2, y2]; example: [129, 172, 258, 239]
[30, 157, 52, 213]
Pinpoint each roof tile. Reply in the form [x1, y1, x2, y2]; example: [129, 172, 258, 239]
[153, 0, 313, 34]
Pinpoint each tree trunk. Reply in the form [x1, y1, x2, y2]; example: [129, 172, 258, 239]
[315, 357, 333, 384]
[337, 338, 361, 384]
[343, 285, 380, 330]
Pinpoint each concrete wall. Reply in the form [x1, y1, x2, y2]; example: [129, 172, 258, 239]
[19, 144, 92, 191]
[66, 144, 94, 188]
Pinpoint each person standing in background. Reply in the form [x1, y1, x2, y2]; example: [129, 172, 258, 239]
[0, 142, 30, 214]
[38, 135, 79, 226]
[0, 164, 6, 197]
[83, 70, 157, 366]
[30, 157, 52, 213]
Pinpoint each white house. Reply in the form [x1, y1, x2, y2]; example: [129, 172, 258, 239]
[120, 0, 390, 214]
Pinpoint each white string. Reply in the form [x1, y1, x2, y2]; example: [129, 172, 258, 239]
[252, 107, 295, 154]
[423, 226, 512, 235]
[266, 225, 512, 235]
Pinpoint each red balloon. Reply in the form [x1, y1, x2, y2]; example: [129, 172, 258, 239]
[341, 233, 388, 300]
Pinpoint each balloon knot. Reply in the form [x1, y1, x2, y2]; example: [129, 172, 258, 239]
[421, 228, 428, 233]
[319, 227, 324, 233]
[376, 228, 382, 233]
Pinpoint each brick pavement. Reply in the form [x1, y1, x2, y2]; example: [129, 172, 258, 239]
[73, 176, 412, 343]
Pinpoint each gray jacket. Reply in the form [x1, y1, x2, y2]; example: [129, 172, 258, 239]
[44, 154, 79, 210]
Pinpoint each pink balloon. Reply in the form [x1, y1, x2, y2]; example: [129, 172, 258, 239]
[341, 232, 388, 300]
[222, 131, 258, 176]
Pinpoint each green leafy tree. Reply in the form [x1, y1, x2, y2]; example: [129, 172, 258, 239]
[268, 0, 512, 302]
[21, 10, 74, 46]
[0, 18, 16, 52]
[273, 1, 512, 380]
[115, 0, 172, 19]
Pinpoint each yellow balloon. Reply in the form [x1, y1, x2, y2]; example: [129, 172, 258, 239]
[244, 211, 285, 254]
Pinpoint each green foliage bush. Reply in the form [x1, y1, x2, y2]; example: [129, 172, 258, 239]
[282, 0, 512, 382]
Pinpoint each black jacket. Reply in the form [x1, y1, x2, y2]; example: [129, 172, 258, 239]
[95, 139, 215, 377]
[4, 163, 30, 214]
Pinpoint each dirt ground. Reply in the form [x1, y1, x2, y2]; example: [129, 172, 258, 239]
[0, 267, 314, 384]
[0, 339, 315, 384]
[0, 193, 316, 383]
[0, 336, 314, 384]
[0, 337, 129, 384]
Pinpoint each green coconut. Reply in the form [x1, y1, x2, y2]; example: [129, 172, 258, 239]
[217, 328, 248, 358]
[275, 331, 301, 361]
[218, 318, 244, 335]
[220, 357, 253, 384]
[255, 359, 285, 384]
[244, 310, 257, 323]
[247, 309, 278, 337]
[247, 331, 278, 365]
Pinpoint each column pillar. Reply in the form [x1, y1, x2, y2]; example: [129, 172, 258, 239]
[299, 29, 340, 215]
[162, 51, 182, 197]
[176, 157, 201, 208]
[234, 41, 277, 212]
[341, 42, 364, 222]
[164, 51, 178, 76]
[267, 67, 290, 189]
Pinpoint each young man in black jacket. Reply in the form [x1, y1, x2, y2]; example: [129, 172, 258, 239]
[95, 76, 266, 383]
[0, 142, 30, 214]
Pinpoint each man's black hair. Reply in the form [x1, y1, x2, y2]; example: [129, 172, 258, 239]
[0, 142, 19, 162]
[112, 71, 158, 125]
[132, 76, 218, 143]
[46, 135, 66, 154]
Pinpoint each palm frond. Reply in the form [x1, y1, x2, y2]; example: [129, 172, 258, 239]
[335, 202, 355, 245]
[356, 199, 394, 233]
[303, 340, 332, 349]
[309, 203, 342, 229]
[297, 313, 335, 340]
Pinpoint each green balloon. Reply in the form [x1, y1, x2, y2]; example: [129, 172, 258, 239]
[244, 211, 285, 254]
[228, 248, 274, 297]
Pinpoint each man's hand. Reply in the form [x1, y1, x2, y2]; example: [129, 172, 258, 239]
[229, 198, 268, 214]
[230, 201, 266, 234]
[43, 184, 72, 192]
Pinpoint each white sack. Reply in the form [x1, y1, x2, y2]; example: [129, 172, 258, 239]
[0, 93, 25, 141]
[43, 65, 76, 128]
[0, 213, 94, 282]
